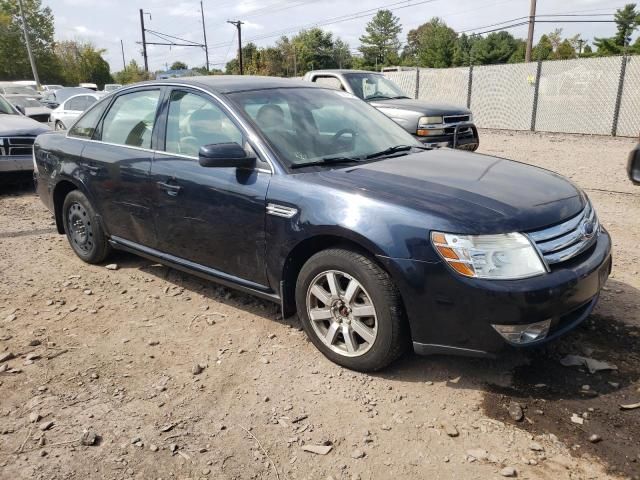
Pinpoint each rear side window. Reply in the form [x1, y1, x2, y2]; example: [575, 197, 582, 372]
[100, 90, 160, 149]
[68, 98, 110, 139]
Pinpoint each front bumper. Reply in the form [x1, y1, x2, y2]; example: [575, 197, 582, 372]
[378, 228, 612, 356]
[0, 155, 33, 173]
[415, 123, 479, 151]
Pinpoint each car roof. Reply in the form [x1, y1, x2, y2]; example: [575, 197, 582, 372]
[129, 75, 319, 94]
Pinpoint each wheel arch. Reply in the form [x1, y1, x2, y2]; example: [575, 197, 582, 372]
[280, 233, 405, 319]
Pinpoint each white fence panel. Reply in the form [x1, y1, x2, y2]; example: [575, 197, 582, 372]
[617, 56, 640, 138]
[471, 62, 537, 131]
[417, 67, 469, 106]
[536, 57, 621, 135]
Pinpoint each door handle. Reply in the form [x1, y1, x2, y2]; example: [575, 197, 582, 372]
[157, 181, 182, 196]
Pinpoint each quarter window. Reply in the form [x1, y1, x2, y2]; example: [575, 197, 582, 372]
[100, 90, 160, 149]
[68, 98, 110, 139]
[313, 76, 343, 90]
[165, 90, 243, 157]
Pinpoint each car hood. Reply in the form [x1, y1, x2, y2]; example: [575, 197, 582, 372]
[368, 98, 471, 115]
[0, 114, 50, 136]
[301, 149, 584, 234]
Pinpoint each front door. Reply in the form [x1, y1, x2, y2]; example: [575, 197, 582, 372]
[81, 88, 162, 247]
[151, 88, 271, 287]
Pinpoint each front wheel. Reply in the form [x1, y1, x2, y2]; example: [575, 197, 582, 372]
[295, 248, 408, 371]
[62, 190, 110, 264]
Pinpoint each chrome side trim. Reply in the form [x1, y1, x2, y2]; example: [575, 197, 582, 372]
[65, 81, 279, 175]
[266, 203, 298, 218]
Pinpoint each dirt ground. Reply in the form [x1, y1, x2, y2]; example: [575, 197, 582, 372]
[1, 129, 639, 480]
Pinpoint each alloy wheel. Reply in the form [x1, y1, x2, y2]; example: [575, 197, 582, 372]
[306, 270, 378, 357]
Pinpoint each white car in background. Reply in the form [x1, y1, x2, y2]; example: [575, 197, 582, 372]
[50, 92, 102, 130]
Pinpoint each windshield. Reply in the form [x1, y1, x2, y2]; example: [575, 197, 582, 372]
[343, 73, 409, 101]
[0, 96, 17, 114]
[228, 87, 422, 168]
[7, 96, 42, 108]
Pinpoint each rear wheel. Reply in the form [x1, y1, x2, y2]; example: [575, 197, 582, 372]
[62, 190, 110, 264]
[296, 248, 408, 371]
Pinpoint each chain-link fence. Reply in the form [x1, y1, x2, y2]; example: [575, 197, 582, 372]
[383, 55, 640, 138]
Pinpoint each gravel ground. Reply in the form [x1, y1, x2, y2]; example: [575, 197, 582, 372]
[0, 129, 638, 480]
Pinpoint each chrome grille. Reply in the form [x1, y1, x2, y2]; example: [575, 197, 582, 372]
[527, 202, 599, 265]
[0, 137, 35, 156]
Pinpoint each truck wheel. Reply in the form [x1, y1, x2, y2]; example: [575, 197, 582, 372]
[62, 190, 110, 264]
[295, 248, 408, 372]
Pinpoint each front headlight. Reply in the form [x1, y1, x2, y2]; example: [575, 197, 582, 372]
[431, 231, 546, 279]
[419, 116, 443, 126]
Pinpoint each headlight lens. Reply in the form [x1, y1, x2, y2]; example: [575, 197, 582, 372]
[431, 231, 546, 279]
[418, 116, 443, 126]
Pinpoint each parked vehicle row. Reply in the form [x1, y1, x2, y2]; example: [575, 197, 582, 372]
[0, 94, 50, 173]
[33, 76, 611, 371]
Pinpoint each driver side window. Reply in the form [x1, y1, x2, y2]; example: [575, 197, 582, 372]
[165, 90, 243, 158]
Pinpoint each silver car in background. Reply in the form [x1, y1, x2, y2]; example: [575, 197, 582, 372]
[50, 92, 103, 130]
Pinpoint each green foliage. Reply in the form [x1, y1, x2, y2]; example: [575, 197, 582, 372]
[55, 41, 112, 88]
[594, 3, 640, 55]
[113, 60, 151, 84]
[225, 29, 352, 76]
[469, 31, 522, 65]
[0, 0, 61, 83]
[358, 9, 401, 68]
[404, 18, 456, 68]
[170, 61, 188, 70]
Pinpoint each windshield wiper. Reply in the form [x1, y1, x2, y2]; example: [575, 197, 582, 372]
[290, 156, 363, 169]
[365, 145, 428, 160]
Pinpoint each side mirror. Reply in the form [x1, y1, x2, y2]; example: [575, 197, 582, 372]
[198, 143, 256, 168]
[15, 105, 25, 115]
[628, 145, 640, 185]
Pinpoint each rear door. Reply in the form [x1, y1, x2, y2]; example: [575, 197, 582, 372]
[80, 87, 163, 247]
[151, 87, 271, 286]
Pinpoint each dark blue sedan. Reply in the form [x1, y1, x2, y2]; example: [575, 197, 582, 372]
[33, 76, 611, 371]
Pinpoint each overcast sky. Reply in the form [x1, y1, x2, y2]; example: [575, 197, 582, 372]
[49, 0, 631, 72]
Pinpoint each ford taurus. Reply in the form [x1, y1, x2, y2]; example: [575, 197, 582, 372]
[33, 77, 611, 371]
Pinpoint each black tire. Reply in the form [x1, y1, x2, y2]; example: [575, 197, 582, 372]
[55, 120, 65, 131]
[62, 190, 110, 264]
[295, 248, 408, 372]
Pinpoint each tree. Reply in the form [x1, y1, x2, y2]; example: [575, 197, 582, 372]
[552, 39, 577, 60]
[452, 33, 479, 66]
[170, 61, 188, 70]
[594, 3, 640, 55]
[0, 0, 61, 83]
[469, 31, 521, 65]
[533, 34, 553, 60]
[404, 18, 457, 68]
[291, 28, 340, 73]
[114, 60, 151, 84]
[359, 9, 402, 68]
[55, 41, 112, 88]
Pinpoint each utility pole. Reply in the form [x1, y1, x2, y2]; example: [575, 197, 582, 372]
[227, 20, 244, 75]
[577, 38, 585, 55]
[120, 39, 126, 69]
[200, 1, 209, 71]
[525, 0, 537, 63]
[17, 0, 40, 89]
[139, 9, 149, 72]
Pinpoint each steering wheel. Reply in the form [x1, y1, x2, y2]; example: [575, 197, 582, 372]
[332, 129, 357, 150]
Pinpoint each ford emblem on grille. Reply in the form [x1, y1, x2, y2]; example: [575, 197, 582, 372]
[580, 219, 595, 239]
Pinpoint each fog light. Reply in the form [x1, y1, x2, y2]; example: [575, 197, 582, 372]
[491, 319, 551, 345]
